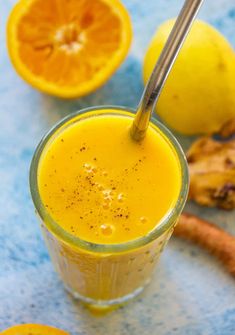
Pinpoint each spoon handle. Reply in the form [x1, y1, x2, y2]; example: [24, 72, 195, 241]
[131, 0, 204, 141]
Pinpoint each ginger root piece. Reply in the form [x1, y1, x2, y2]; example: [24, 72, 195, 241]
[219, 117, 235, 138]
[175, 213, 235, 277]
[187, 118, 235, 209]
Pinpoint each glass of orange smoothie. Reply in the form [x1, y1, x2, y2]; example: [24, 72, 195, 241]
[30, 106, 188, 307]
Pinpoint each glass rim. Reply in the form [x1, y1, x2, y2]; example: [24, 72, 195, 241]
[29, 105, 189, 253]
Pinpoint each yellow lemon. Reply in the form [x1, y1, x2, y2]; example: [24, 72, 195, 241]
[143, 19, 235, 135]
[7, 0, 132, 98]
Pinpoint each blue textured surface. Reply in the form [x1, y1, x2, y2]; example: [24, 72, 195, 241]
[1, 0, 235, 334]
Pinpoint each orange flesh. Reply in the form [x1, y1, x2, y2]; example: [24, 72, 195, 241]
[16, 0, 121, 86]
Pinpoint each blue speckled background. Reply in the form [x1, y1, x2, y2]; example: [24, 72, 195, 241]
[1, 0, 235, 334]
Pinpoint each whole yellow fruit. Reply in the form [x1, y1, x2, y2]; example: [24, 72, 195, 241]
[143, 19, 235, 135]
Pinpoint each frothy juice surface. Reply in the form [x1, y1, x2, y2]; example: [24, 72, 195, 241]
[38, 110, 181, 244]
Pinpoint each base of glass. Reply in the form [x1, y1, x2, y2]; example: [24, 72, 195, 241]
[65, 279, 150, 308]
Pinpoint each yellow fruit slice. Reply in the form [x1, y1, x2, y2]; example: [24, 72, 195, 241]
[7, 0, 132, 98]
[1, 324, 69, 335]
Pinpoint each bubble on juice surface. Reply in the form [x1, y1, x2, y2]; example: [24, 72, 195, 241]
[100, 223, 114, 236]
[102, 201, 111, 209]
[117, 193, 125, 202]
[140, 216, 148, 223]
[83, 163, 97, 175]
[91, 166, 97, 173]
[83, 163, 90, 169]
[103, 189, 113, 201]
[97, 183, 104, 191]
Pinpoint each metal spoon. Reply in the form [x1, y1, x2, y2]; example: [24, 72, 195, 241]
[131, 0, 204, 141]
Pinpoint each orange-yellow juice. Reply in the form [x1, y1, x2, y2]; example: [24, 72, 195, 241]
[39, 112, 180, 242]
[32, 108, 187, 305]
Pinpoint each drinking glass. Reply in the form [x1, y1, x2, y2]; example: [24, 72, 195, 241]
[30, 106, 189, 307]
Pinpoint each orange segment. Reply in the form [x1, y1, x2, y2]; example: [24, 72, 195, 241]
[1, 324, 69, 335]
[7, 0, 132, 98]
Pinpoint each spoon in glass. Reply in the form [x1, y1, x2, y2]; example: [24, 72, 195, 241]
[131, 0, 204, 141]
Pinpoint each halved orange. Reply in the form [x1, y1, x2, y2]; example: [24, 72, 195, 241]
[1, 324, 69, 335]
[7, 0, 132, 98]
